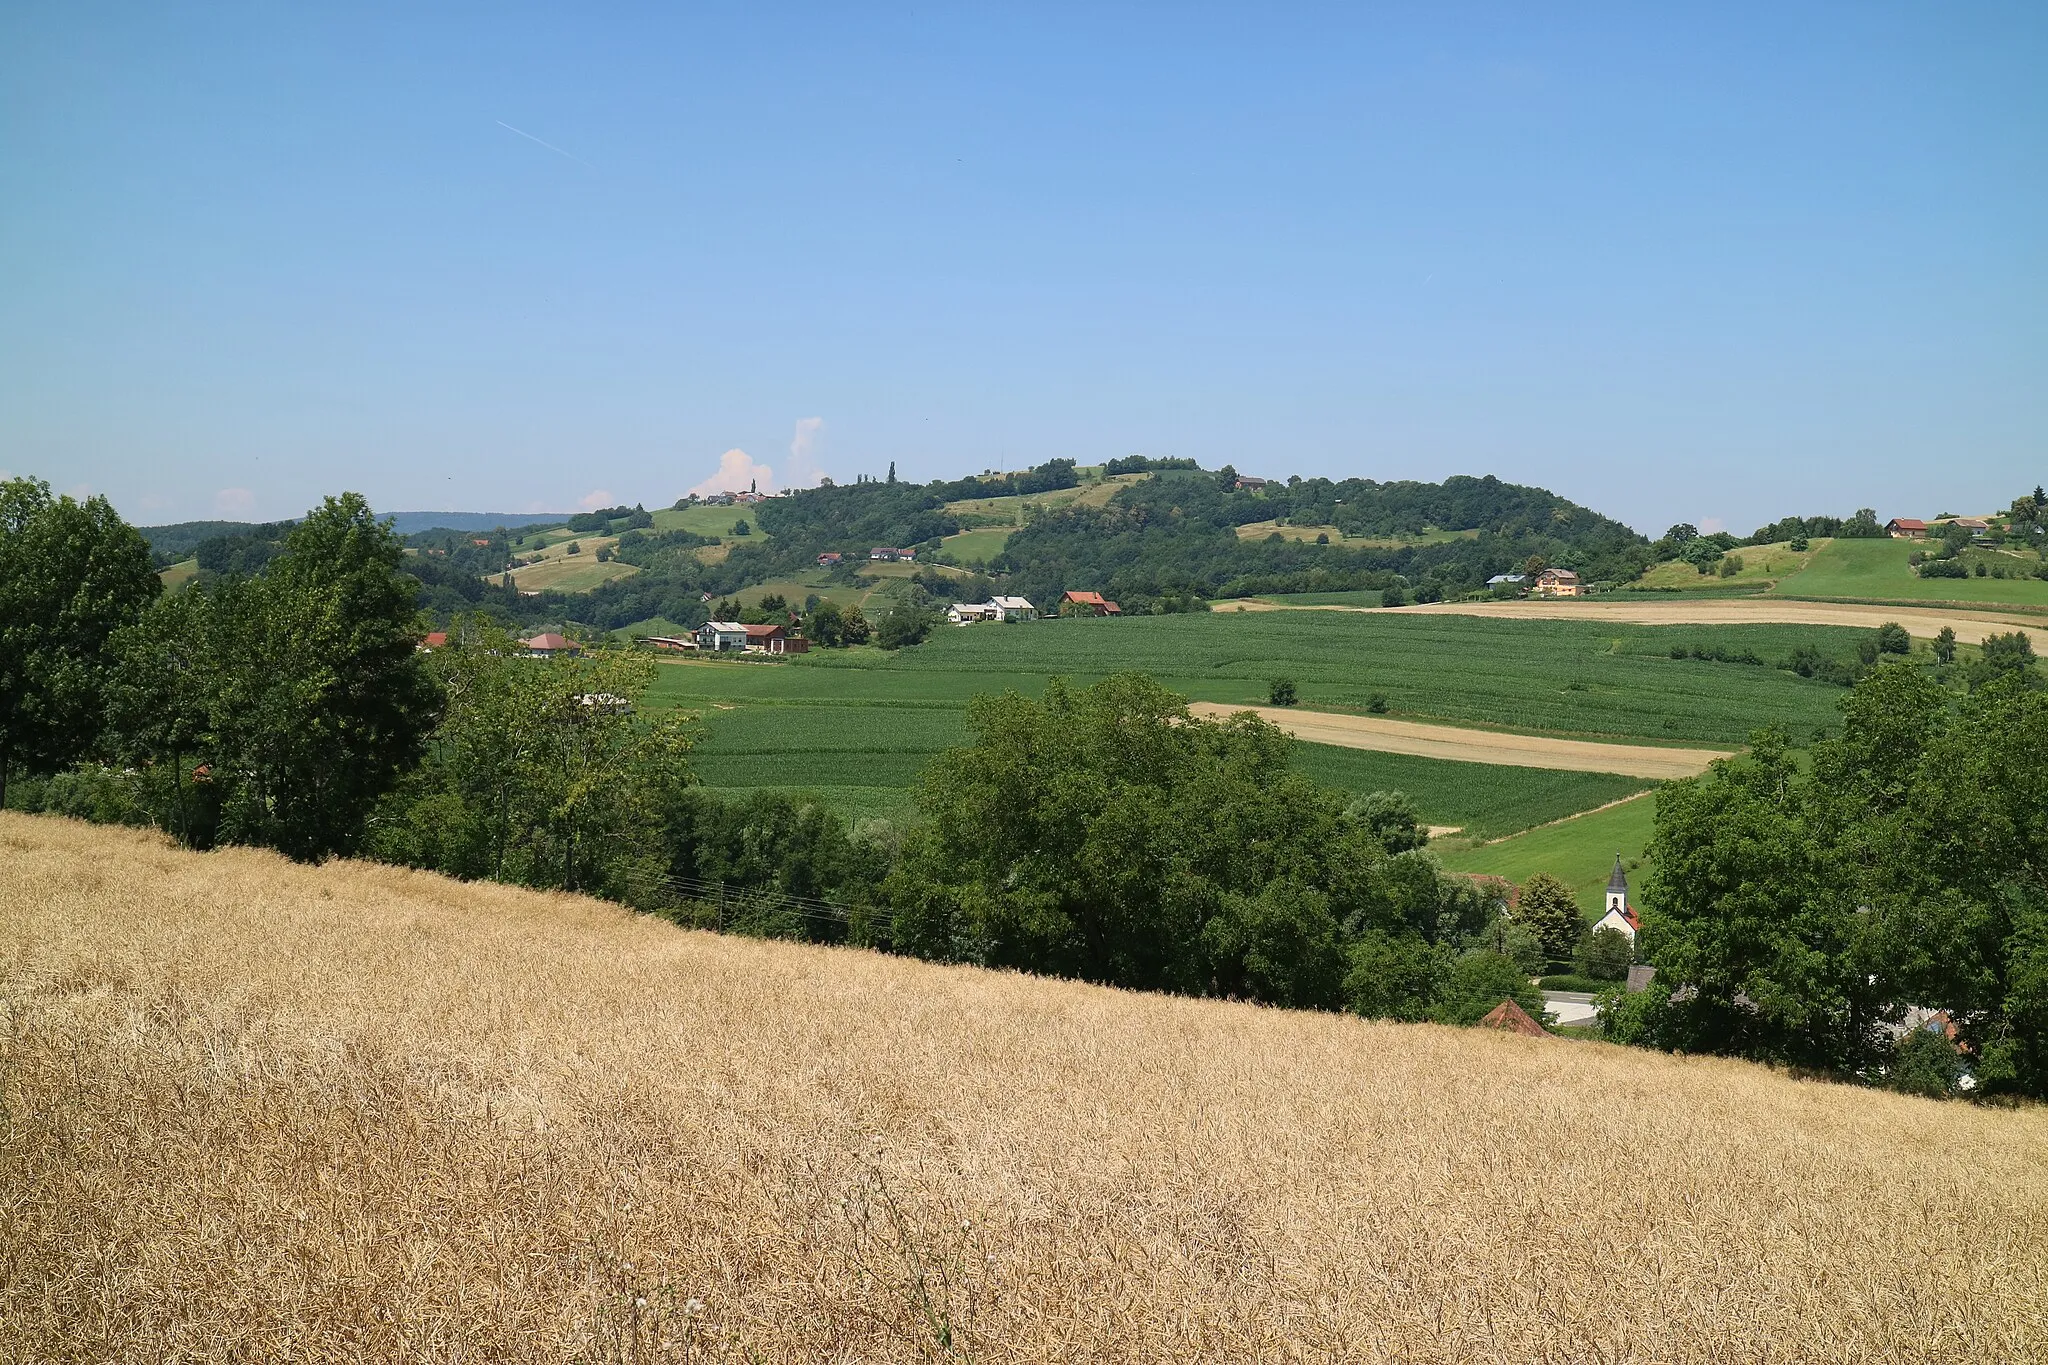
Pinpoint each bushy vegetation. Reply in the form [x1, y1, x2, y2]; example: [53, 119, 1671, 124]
[1618, 663, 2048, 1097]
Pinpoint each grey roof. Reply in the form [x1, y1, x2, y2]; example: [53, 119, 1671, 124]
[1607, 855, 1629, 894]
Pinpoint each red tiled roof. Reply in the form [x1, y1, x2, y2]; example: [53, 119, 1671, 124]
[1888, 518, 1927, 530]
[742, 623, 785, 640]
[523, 633, 578, 651]
[421, 631, 448, 648]
[1478, 999, 1548, 1037]
[1063, 590, 1108, 605]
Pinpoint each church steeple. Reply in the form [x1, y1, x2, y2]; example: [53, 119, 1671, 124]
[1605, 856, 1629, 916]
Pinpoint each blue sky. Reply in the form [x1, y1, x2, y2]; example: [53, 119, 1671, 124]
[4, 2, 2042, 534]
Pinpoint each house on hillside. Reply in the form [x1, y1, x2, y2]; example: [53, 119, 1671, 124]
[991, 595, 1036, 621]
[643, 636, 695, 652]
[1886, 518, 1928, 539]
[817, 552, 843, 567]
[948, 602, 998, 625]
[1485, 573, 1526, 588]
[696, 621, 748, 652]
[869, 547, 915, 562]
[521, 632, 580, 657]
[1532, 568, 1583, 598]
[418, 631, 449, 652]
[1234, 476, 1270, 492]
[1061, 590, 1122, 617]
[1593, 856, 1640, 942]
[1947, 517, 1989, 537]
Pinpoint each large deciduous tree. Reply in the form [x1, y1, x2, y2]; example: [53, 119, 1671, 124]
[1624, 660, 2048, 1096]
[106, 493, 440, 859]
[0, 478, 159, 806]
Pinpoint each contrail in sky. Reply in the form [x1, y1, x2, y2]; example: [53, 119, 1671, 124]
[495, 120, 597, 171]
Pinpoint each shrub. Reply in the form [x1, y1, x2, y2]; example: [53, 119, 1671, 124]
[1890, 1026, 1963, 1099]
[1537, 973, 1610, 994]
[1381, 585, 1407, 608]
[1918, 559, 1968, 579]
[1432, 951, 1545, 1027]
[1574, 925, 1633, 981]
[1268, 677, 1298, 706]
[1367, 693, 1389, 714]
[1874, 622, 1911, 656]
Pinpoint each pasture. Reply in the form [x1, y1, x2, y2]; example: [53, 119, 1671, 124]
[1436, 790, 1661, 915]
[1773, 536, 2048, 606]
[652, 503, 773, 541]
[935, 525, 1014, 564]
[504, 534, 639, 593]
[1234, 521, 1479, 548]
[157, 557, 199, 588]
[942, 472, 1142, 527]
[1634, 539, 1818, 590]
[8, 815, 2045, 1363]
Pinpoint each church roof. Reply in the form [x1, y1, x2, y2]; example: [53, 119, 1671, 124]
[1607, 855, 1629, 894]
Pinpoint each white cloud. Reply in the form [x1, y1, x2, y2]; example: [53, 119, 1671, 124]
[63, 482, 93, 501]
[215, 487, 256, 517]
[1698, 517, 1726, 535]
[577, 488, 615, 511]
[688, 448, 776, 499]
[785, 417, 827, 487]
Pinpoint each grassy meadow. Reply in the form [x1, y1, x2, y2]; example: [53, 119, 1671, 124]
[942, 472, 1142, 527]
[1437, 790, 1661, 915]
[1773, 536, 2048, 606]
[1634, 539, 1819, 590]
[6, 814, 2044, 1363]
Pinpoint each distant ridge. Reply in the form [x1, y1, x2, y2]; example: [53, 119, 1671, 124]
[380, 511, 573, 535]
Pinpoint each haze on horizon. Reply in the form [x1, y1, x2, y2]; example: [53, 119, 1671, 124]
[3, 3, 2042, 536]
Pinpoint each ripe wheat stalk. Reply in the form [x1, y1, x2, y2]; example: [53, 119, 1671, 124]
[3, 811, 2044, 1362]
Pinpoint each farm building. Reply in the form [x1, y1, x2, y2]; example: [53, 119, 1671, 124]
[1234, 476, 1269, 491]
[695, 621, 748, 652]
[990, 595, 1037, 620]
[743, 623, 808, 654]
[642, 636, 695, 652]
[948, 603, 998, 625]
[418, 631, 449, 651]
[1593, 856, 1640, 942]
[1886, 518, 1928, 539]
[521, 632, 580, 657]
[1934, 517, 1989, 537]
[1485, 573, 1526, 588]
[1532, 569, 1582, 598]
[1061, 590, 1121, 617]
[817, 552, 843, 567]
[869, 547, 915, 562]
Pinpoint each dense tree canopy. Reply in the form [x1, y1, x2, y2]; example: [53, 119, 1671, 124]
[0, 478, 160, 805]
[1624, 662, 2048, 1096]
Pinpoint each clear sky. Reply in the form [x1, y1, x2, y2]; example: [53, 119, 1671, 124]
[4, 2, 2042, 534]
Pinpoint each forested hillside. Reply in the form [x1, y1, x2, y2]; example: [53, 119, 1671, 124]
[999, 468, 1648, 610]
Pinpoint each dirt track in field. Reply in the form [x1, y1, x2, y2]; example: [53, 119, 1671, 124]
[1187, 703, 1733, 778]
[1237, 596, 2040, 644]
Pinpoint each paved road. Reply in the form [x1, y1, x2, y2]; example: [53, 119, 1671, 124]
[1543, 991, 1599, 1026]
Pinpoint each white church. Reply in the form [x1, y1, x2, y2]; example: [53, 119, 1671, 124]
[1593, 856, 1639, 940]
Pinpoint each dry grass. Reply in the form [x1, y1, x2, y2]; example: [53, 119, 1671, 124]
[4, 813, 2045, 1363]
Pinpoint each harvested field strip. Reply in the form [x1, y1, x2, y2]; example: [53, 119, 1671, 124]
[5, 814, 2046, 1363]
[1352, 597, 2040, 643]
[1191, 702, 1733, 778]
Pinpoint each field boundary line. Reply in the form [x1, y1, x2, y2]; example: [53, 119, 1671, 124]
[1189, 703, 1735, 779]
[1466, 788, 1660, 847]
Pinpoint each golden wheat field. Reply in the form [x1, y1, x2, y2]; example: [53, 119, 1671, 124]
[4, 813, 2046, 1363]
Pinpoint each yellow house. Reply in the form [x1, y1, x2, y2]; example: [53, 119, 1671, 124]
[1533, 568, 1583, 598]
